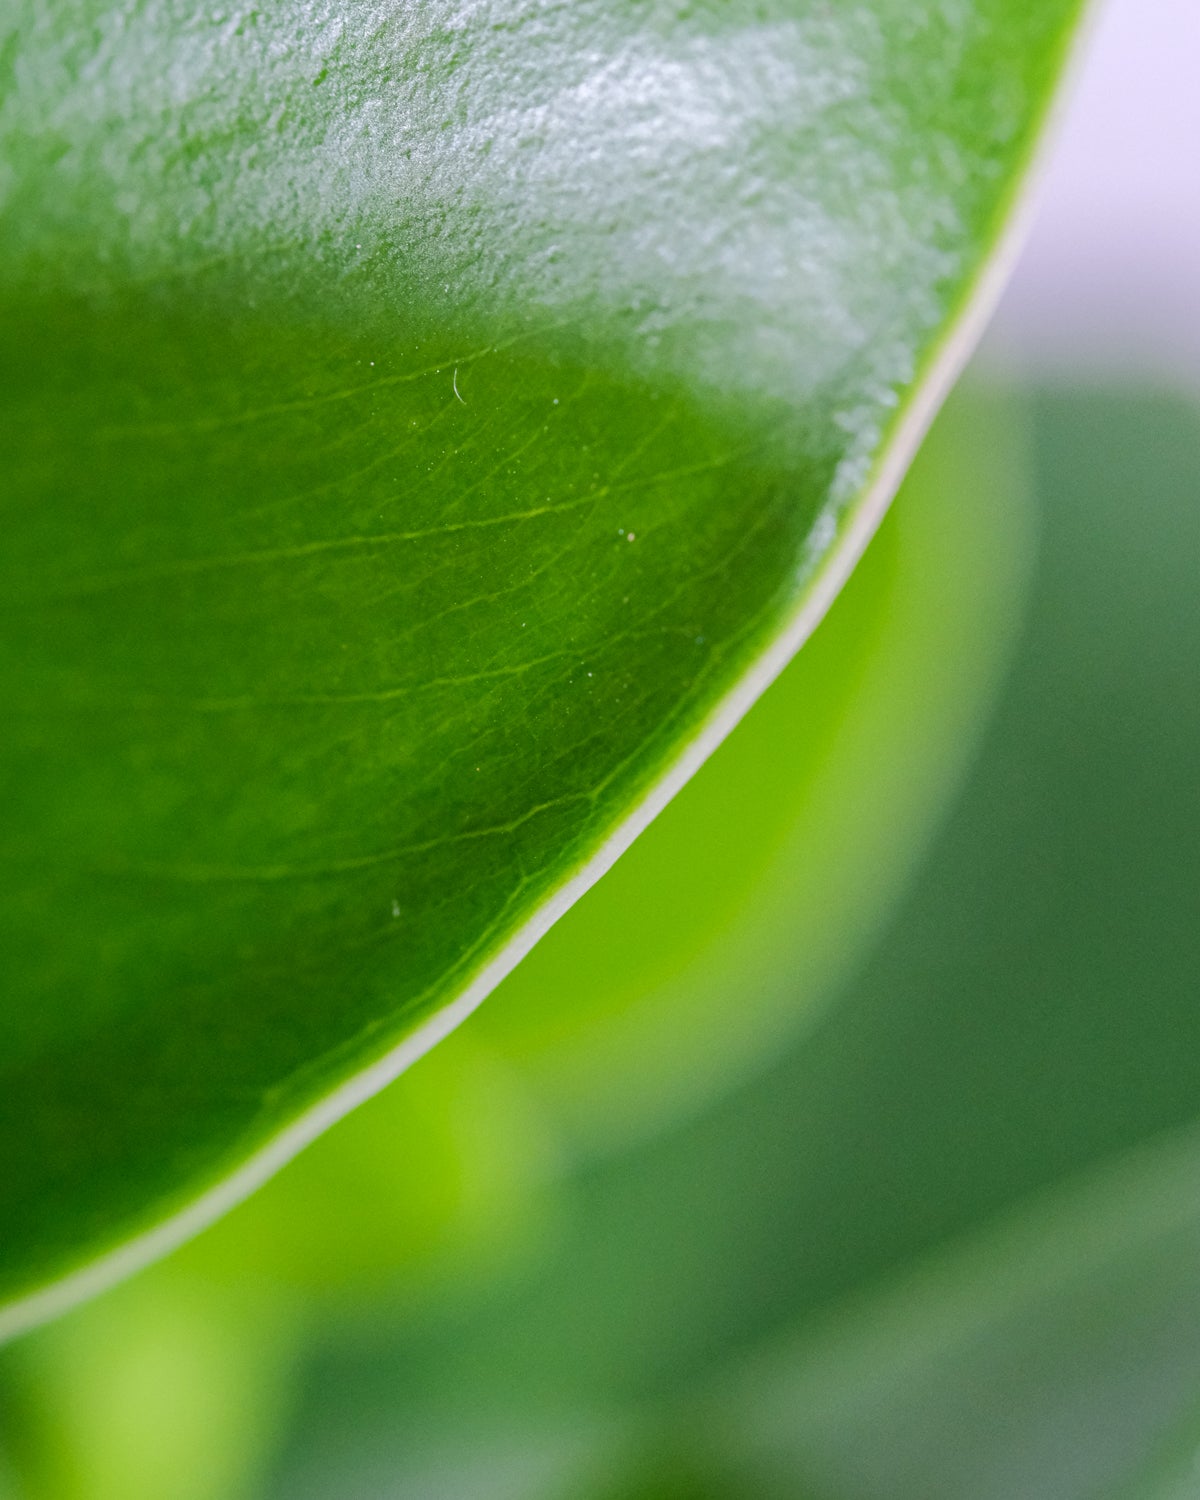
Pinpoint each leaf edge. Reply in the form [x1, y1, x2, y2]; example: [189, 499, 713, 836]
[0, 3, 1095, 1342]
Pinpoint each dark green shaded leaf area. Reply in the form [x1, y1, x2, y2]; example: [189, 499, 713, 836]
[0, 0, 1083, 1310]
[261, 392, 1200, 1500]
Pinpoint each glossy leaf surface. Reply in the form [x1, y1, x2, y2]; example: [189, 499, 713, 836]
[0, 0, 1084, 1324]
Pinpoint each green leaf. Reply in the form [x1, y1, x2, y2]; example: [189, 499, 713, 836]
[0, 0, 1087, 1332]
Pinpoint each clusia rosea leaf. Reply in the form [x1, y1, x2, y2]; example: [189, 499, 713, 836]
[0, 0, 1088, 1334]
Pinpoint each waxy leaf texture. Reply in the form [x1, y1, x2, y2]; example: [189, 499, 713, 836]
[0, 0, 1085, 1331]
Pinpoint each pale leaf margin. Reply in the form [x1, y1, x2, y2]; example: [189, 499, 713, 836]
[0, 6, 1099, 1343]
